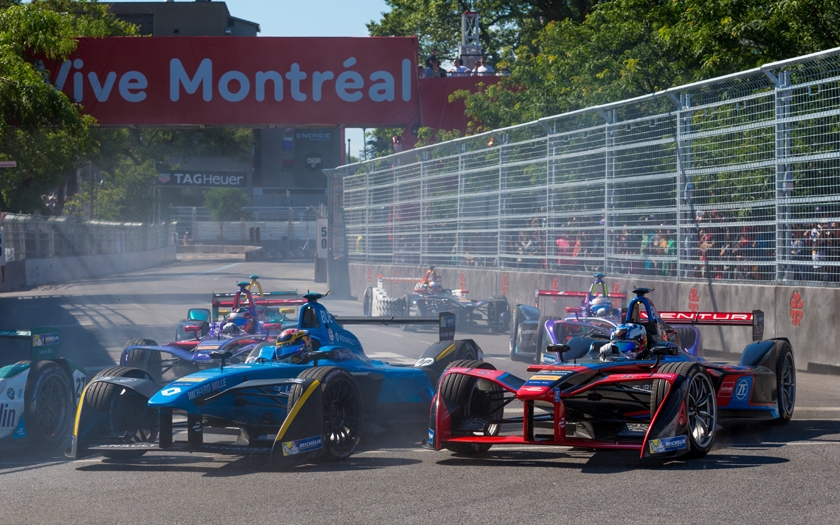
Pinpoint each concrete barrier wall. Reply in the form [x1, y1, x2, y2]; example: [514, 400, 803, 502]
[349, 263, 836, 372]
[22, 246, 176, 288]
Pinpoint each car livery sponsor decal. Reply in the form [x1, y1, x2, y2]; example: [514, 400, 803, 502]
[428, 428, 435, 443]
[735, 378, 750, 401]
[0, 403, 17, 429]
[33, 332, 60, 346]
[161, 387, 182, 396]
[187, 378, 227, 400]
[6, 388, 13, 400]
[554, 387, 561, 403]
[649, 435, 687, 454]
[526, 371, 571, 386]
[282, 435, 323, 456]
[176, 377, 207, 383]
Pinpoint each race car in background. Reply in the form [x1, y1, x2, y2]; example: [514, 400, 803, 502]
[509, 273, 702, 362]
[72, 292, 485, 464]
[123, 277, 306, 383]
[0, 328, 87, 450]
[362, 267, 510, 333]
[427, 288, 795, 461]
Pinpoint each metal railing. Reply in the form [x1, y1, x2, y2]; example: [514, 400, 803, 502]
[331, 47, 840, 285]
[2, 214, 174, 261]
[170, 206, 319, 223]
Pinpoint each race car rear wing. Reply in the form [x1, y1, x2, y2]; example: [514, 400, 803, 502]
[0, 327, 61, 360]
[211, 291, 305, 318]
[535, 289, 627, 307]
[634, 309, 765, 341]
[333, 312, 457, 341]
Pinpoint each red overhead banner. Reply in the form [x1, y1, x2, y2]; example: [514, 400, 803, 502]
[49, 37, 420, 127]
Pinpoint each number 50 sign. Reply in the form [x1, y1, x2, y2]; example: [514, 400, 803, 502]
[316, 218, 328, 259]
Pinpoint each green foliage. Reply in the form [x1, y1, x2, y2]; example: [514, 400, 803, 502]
[459, 0, 840, 130]
[0, 0, 134, 214]
[204, 188, 250, 238]
[367, 0, 600, 60]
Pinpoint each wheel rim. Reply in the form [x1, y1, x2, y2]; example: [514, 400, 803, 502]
[35, 374, 69, 440]
[322, 378, 362, 455]
[687, 373, 716, 448]
[780, 352, 796, 416]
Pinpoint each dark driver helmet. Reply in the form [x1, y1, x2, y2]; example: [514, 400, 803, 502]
[610, 323, 648, 359]
[228, 307, 253, 328]
[275, 328, 312, 362]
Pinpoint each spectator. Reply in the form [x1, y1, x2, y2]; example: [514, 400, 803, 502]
[662, 230, 675, 277]
[477, 56, 494, 75]
[684, 227, 698, 277]
[699, 229, 714, 278]
[789, 233, 802, 280]
[449, 58, 469, 76]
[183, 231, 189, 246]
[555, 230, 571, 270]
[423, 56, 446, 78]
[471, 60, 481, 76]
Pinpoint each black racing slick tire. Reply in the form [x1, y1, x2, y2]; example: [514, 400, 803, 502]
[123, 339, 162, 383]
[652, 362, 716, 459]
[85, 366, 157, 459]
[288, 367, 364, 461]
[362, 287, 373, 317]
[439, 360, 501, 455]
[401, 295, 416, 332]
[24, 361, 74, 450]
[770, 340, 796, 424]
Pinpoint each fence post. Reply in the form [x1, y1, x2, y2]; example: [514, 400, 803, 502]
[774, 69, 793, 281]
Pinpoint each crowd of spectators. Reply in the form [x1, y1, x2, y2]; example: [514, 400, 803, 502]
[419, 52, 496, 79]
[364, 208, 840, 283]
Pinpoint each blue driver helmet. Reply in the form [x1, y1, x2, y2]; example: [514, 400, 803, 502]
[275, 328, 312, 363]
[610, 323, 648, 359]
[590, 296, 612, 317]
[429, 281, 442, 293]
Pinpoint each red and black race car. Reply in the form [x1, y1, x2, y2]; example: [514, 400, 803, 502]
[427, 288, 795, 461]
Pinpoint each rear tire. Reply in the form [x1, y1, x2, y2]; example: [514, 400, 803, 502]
[85, 367, 157, 459]
[24, 361, 74, 451]
[123, 339, 162, 383]
[401, 295, 416, 332]
[288, 367, 364, 461]
[362, 287, 373, 317]
[770, 340, 796, 424]
[439, 360, 501, 455]
[652, 362, 716, 458]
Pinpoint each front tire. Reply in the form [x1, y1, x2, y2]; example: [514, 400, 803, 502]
[85, 367, 157, 459]
[439, 360, 501, 455]
[652, 362, 716, 459]
[124, 339, 162, 383]
[24, 361, 74, 450]
[288, 367, 364, 461]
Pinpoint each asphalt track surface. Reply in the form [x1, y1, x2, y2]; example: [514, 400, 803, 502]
[2, 259, 840, 524]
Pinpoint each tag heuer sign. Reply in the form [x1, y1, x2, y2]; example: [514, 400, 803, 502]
[306, 153, 323, 171]
[155, 171, 247, 188]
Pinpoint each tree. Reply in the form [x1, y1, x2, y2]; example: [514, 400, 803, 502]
[367, 0, 600, 61]
[458, 0, 840, 130]
[0, 0, 135, 213]
[204, 188, 250, 241]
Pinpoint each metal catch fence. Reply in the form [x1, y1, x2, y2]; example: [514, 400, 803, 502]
[331, 47, 840, 285]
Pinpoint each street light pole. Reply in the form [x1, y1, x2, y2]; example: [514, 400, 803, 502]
[88, 161, 93, 220]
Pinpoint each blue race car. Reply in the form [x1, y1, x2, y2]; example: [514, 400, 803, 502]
[428, 288, 793, 460]
[122, 277, 305, 383]
[509, 273, 702, 363]
[71, 292, 483, 463]
[0, 328, 87, 450]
